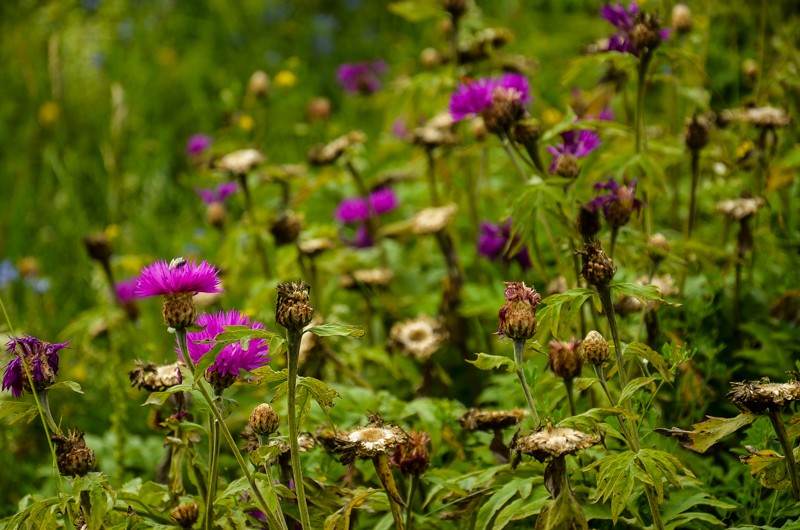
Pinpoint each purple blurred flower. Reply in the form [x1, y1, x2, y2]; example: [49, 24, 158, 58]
[601, 2, 669, 56]
[547, 130, 601, 173]
[477, 219, 532, 270]
[588, 178, 645, 227]
[136, 258, 222, 297]
[344, 224, 374, 248]
[187, 134, 212, 156]
[449, 73, 531, 122]
[2, 335, 69, 398]
[195, 182, 238, 205]
[115, 277, 141, 304]
[337, 61, 387, 94]
[180, 310, 270, 376]
[335, 188, 398, 224]
[369, 187, 398, 214]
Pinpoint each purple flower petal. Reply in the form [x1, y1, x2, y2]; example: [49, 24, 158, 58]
[136, 259, 222, 297]
[181, 310, 270, 376]
[335, 197, 370, 224]
[369, 187, 398, 215]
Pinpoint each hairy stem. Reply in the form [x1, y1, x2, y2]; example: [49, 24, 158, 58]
[287, 328, 313, 529]
[596, 286, 628, 389]
[512, 339, 540, 426]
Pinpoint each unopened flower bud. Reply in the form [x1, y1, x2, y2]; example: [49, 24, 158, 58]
[170, 502, 200, 529]
[84, 233, 113, 264]
[53, 430, 96, 477]
[582, 330, 610, 364]
[742, 59, 759, 84]
[307, 97, 332, 122]
[270, 211, 304, 246]
[391, 430, 431, 477]
[576, 205, 601, 240]
[512, 120, 541, 146]
[420, 48, 443, 68]
[548, 339, 582, 381]
[554, 154, 580, 179]
[578, 240, 616, 287]
[647, 233, 670, 263]
[250, 403, 280, 436]
[498, 282, 541, 341]
[685, 115, 710, 151]
[206, 369, 237, 394]
[276, 280, 314, 330]
[248, 70, 270, 98]
[671, 4, 692, 34]
[631, 12, 663, 53]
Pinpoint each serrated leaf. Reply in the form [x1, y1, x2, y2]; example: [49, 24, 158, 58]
[475, 479, 531, 530]
[786, 414, 800, 440]
[253, 365, 289, 385]
[537, 289, 595, 340]
[324, 489, 382, 530]
[0, 400, 39, 425]
[142, 383, 193, 406]
[655, 414, 756, 453]
[193, 343, 225, 376]
[48, 380, 84, 394]
[305, 323, 365, 338]
[618, 377, 657, 405]
[739, 447, 795, 490]
[295, 385, 313, 427]
[573, 377, 597, 392]
[625, 342, 673, 383]
[557, 407, 626, 431]
[585, 451, 646, 522]
[219, 476, 251, 499]
[466, 353, 516, 374]
[249, 444, 284, 468]
[297, 376, 340, 425]
[612, 282, 678, 307]
[494, 487, 549, 529]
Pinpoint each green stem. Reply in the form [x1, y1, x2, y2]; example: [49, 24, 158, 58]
[593, 364, 614, 406]
[512, 339, 540, 426]
[635, 53, 652, 155]
[205, 412, 220, 530]
[287, 328, 313, 530]
[596, 286, 627, 389]
[609, 226, 619, 260]
[373, 454, 405, 530]
[176, 329, 286, 530]
[425, 149, 441, 206]
[768, 409, 800, 501]
[405, 475, 418, 530]
[687, 149, 700, 238]
[564, 379, 576, 417]
[499, 132, 529, 182]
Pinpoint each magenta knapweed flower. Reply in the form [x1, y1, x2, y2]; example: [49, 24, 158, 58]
[135, 258, 222, 297]
[195, 182, 238, 205]
[187, 134, 212, 156]
[2, 335, 69, 397]
[449, 73, 532, 122]
[115, 277, 141, 304]
[547, 130, 601, 173]
[335, 188, 398, 224]
[180, 310, 270, 376]
[337, 61, 387, 94]
[477, 220, 532, 270]
[369, 187, 399, 215]
[588, 178, 645, 227]
[601, 3, 669, 56]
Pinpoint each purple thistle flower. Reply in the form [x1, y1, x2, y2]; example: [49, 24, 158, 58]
[180, 310, 270, 377]
[369, 187, 398, 215]
[601, 2, 668, 56]
[449, 73, 532, 122]
[135, 258, 222, 297]
[337, 61, 387, 94]
[187, 134, 212, 156]
[346, 224, 374, 248]
[335, 196, 370, 223]
[587, 178, 645, 227]
[115, 277, 141, 304]
[195, 182, 238, 205]
[2, 336, 69, 397]
[547, 129, 601, 174]
[477, 219, 532, 270]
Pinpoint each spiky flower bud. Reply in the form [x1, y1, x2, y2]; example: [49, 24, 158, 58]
[512, 120, 541, 146]
[554, 154, 579, 179]
[576, 205, 601, 240]
[169, 502, 200, 529]
[53, 430, 96, 477]
[578, 240, 616, 288]
[582, 330, 610, 364]
[270, 211, 304, 246]
[631, 12, 663, 54]
[276, 280, 314, 330]
[84, 233, 113, 264]
[671, 4, 692, 34]
[548, 339, 582, 381]
[391, 430, 431, 477]
[442, 0, 468, 21]
[250, 403, 280, 436]
[205, 369, 238, 394]
[685, 115, 710, 151]
[497, 282, 541, 341]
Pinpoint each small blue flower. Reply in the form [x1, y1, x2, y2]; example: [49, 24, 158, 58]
[0, 260, 19, 288]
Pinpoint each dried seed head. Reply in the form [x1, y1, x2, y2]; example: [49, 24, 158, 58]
[720, 106, 791, 128]
[671, 4, 692, 34]
[216, 148, 266, 175]
[276, 280, 314, 330]
[411, 204, 458, 234]
[270, 211, 304, 246]
[206, 202, 227, 229]
[647, 233, 670, 263]
[249, 403, 280, 437]
[298, 237, 334, 257]
[554, 154, 580, 179]
[510, 424, 600, 462]
[307, 97, 332, 122]
[129, 361, 183, 392]
[684, 114, 710, 151]
[322, 415, 409, 465]
[727, 379, 800, 414]
[52, 430, 96, 477]
[631, 11, 663, 54]
[715, 197, 765, 221]
[409, 113, 458, 148]
[307, 131, 367, 166]
[391, 430, 431, 477]
[497, 282, 541, 341]
[548, 338, 583, 381]
[576, 205, 601, 241]
[162, 291, 197, 329]
[388, 316, 448, 361]
[458, 408, 527, 432]
[578, 240, 616, 287]
[340, 268, 394, 290]
[248, 70, 270, 98]
[84, 233, 113, 264]
[169, 502, 200, 529]
[582, 330, 610, 365]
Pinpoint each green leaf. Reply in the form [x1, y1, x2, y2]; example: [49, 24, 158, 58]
[0, 400, 39, 425]
[297, 376, 341, 425]
[142, 383, 193, 406]
[585, 450, 646, 522]
[219, 476, 251, 499]
[194, 343, 225, 376]
[305, 323, 365, 338]
[557, 407, 626, 431]
[612, 282, 677, 307]
[493, 486, 549, 529]
[537, 289, 595, 340]
[249, 444, 284, 468]
[475, 479, 531, 530]
[535, 489, 588, 530]
[254, 365, 289, 385]
[636, 449, 692, 501]
[655, 414, 756, 453]
[739, 447, 795, 490]
[625, 342, 673, 383]
[387, 1, 442, 22]
[466, 353, 516, 374]
[48, 380, 84, 394]
[295, 385, 313, 427]
[618, 377, 657, 405]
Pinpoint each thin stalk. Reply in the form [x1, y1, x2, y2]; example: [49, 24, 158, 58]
[593, 364, 614, 406]
[512, 339, 540, 426]
[425, 149, 441, 206]
[635, 53, 652, 155]
[687, 149, 700, 238]
[37, 391, 60, 433]
[596, 286, 628, 389]
[405, 475, 418, 530]
[499, 132, 529, 182]
[204, 413, 220, 530]
[176, 329, 286, 530]
[768, 409, 800, 500]
[734, 251, 743, 339]
[564, 379, 577, 417]
[286, 328, 313, 529]
[373, 454, 405, 530]
[609, 227, 619, 260]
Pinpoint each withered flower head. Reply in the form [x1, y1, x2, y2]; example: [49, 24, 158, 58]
[52, 429, 96, 477]
[391, 430, 431, 477]
[411, 204, 458, 235]
[249, 403, 280, 437]
[323, 415, 409, 465]
[671, 4, 692, 34]
[647, 233, 670, 263]
[577, 240, 616, 288]
[84, 233, 113, 264]
[576, 204, 601, 241]
[582, 330, 610, 365]
[409, 113, 458, 149]
[298, 237, 334, 257]
[276, 280, 314, 330]
[389, 316, 448, 361]
[510, 424, 600, 462]
[129, 360, 183, 392]
[339, 268, 394, 290]
[614, 274, 677, 316]
[727, 379, 800, 414]
[547, 338, 583, 381]
[715, 197, 765, 221]
[307, 131, 367, 166]
[497, 282, 541, 341]
[720, 106, 791, 129]
[459, 408, 527, 432]
[216, 148, 266, 175]
[270, 211, 304, 246]
[684, 114, 710, 151]
[630, 11, 664, 54]
[169, 502, 200, 529]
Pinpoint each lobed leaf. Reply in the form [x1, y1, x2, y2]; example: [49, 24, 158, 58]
[654, 414, 756, 453]
[305, 323, 365, 338]
[467, 353, 517, 374]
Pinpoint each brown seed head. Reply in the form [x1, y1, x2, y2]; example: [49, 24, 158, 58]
[323, 415, 409, 465]
[52, 430, 96, 477]
[162, 291, 197, 329]
[727, 379, 800, 414]
[307, 97, 332, 122]
[270, 211, 304, 246]
[84, 233, 113, 264]
[671, 4, 692, 34]
[578, 240, 616, 287]
[458, 408, 527, 432]
[129, 360, 183, 392]
[498, 282, 541, 341]
[391, 430, 431, 477]
[547, 338, 583, 381]
[388, 315, 448, 361]
[685, 114, 710, 151]
[216, 148, 266, 175]
[276, 280, 314, 330]
[582, 330, 610, 365]
[169, 502, 200, 529]
[249, 403, 280, 437]
[510, 424, 600, 462]
[631, 11, 663, 53]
